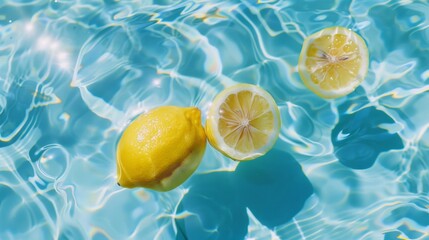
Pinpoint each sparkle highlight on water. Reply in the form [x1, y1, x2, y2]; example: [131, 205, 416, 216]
[1, 0, 429, 239]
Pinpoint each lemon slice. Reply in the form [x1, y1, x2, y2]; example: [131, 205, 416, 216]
[205, 84, 281, 161]
[298, 26, 369, 99]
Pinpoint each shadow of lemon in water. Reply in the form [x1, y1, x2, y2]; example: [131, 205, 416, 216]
[175, 149, 313, 240]
[332, 106, 404, 169]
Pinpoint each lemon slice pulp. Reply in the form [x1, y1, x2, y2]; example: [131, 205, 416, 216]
[205, 84, 281, 161]
[298, 26, 369, 99]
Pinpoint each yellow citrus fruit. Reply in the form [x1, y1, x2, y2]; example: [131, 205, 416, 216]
[116, 106, 206, 191]
[205, 84, 281, 161]
[298, 26, 369, 99]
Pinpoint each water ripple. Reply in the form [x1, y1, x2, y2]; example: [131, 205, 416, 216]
[0, 0, 429, 239]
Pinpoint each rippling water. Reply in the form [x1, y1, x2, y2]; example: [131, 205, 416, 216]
[1, 0, 429, 239]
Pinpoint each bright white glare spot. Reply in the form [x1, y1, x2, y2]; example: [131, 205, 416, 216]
[57, 51, 71, 70]
[422, 70, 429, 81]
[37, 36, 51, 50]
[25, 22, 34, 32]
[35, 35, 71, 70]
[57, 52, 68, 60]
[58, 61, 70, 70]
[50, 41, 60, 51]
[152, 78, 162, 87]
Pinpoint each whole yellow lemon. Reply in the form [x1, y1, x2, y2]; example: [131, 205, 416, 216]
[116, 106, 206, 191]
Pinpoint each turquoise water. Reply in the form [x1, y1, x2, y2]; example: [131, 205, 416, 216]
[1, 0, 429, 239]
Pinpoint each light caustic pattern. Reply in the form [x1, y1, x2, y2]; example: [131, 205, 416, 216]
[0, 0, 429, 239]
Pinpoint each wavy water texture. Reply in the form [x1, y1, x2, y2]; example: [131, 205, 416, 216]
[0, 0, 429, 239]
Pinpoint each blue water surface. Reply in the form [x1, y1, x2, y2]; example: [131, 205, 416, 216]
[1, 0, 429, 239]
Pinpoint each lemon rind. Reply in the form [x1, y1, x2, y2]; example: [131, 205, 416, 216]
[153, 140, 206, 191]
[117, 106, 207, 191]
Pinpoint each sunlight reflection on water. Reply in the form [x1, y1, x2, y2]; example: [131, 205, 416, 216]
[1, 0, 429, 239]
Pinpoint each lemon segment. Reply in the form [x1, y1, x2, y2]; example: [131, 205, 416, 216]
[206, 84, 281, 161]
[116, 106, 206, 191]
[298, 26, 369, 99]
